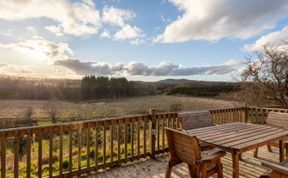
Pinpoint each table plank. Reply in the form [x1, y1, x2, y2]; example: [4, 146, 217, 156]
[223, 129, 284, 148]
[196, 125, 270, 140]
[209, 127, 279, 145]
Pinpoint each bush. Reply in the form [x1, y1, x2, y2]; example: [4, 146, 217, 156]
[62, 159, 69, 170]
[169, 103, 183, 112]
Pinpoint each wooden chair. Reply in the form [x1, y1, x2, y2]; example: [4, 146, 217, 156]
[260, 160, 288, 178]
[178, 110, 214, 130]
[178, 111, 214, 151]
[165, 128, 226, 178]
[254, 112, 288, 158]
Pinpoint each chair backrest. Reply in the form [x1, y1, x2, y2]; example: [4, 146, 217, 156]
[165, 128, 201, 166]
[266, 112, 288, 129]
[178, 111, 213, 130]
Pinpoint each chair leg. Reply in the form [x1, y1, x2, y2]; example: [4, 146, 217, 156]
[286, 143, 288, 159]
[216, 161, 224, 178]
[187, 164, 198, 178]
[267, 145, 272, 152]
[254, 148, 259, 158]
[200, 164, 208, 178]
[165, 165, 173, 178]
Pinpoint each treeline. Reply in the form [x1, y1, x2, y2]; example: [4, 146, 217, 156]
[167, 85, 238, 96]
[81, 76, 155, 99]
[0, 76, 241, 100]
[0, 77, 80, 100]
[158, 80, 240, 97]
[0, 76, 156, 100]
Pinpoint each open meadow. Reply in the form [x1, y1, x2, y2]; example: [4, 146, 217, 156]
[0, 95, 240, 123]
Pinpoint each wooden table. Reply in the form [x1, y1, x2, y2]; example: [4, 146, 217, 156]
[187, 122, 288, 178]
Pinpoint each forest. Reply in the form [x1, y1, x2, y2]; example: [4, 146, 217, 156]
[0, 76, 239, 100]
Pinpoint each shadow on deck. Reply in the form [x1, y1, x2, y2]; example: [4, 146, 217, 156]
[87, 146, 280, 178]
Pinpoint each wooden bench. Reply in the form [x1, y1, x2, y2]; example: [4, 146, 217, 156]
[254, 112, 288, 158]
[178, 111, 214, 151]
[165, 128, 226, 178]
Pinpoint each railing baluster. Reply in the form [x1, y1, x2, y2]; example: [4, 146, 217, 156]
[14, 132, 19, 178]
[38, 132, 42, 178]
[86, 124, 90, 172]
[124, 123, 127, 160]
[157, 116, 160, 152]
[95, 123, 98, 167]
[131, 120, 134, 158]
[143, 117, 146, 155]
[49, 128, 53, 178]
[103, 123, 106, 167]
[77, 127, 82, 175]
[26, 131, 31, 178]
[68, 129, 73, 174]
[117, 123, 120, 162]
[59, 126, 63, 177]
[110, 124, 113, 164]
[162, 115, 165, 150]
[137, 117, 140, 158]
[1, 133, 6, 178]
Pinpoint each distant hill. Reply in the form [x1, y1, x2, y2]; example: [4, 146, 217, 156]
[155, 78, 240, 97]
[157, 79, 191, 84]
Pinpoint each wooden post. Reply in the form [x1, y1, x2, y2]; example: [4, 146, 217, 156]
[149, 108, 156, 159]
[244, 105, 249, 123]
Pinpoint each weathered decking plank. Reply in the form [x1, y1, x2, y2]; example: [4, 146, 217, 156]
[86, 146, 280, 178]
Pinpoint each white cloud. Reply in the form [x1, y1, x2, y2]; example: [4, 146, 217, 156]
[55, 59, 242, 76]
[100, 30, 111, 39]
[0, 0, 101, 36]
[102, 6, 136, 27]
[130, 38, 145, 45]
[45, 26, 63, 37]
[114, 25, 143, 40]
[243, 26, 288, 52]
[0, 36, 73, 63]
[155, 0, 288, 43]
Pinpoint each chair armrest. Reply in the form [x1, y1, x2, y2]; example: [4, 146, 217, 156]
[262, 160, 288, 175]
[199, 150, 226, 164]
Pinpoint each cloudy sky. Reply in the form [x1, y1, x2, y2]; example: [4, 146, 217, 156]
[0, 0, 288, 81]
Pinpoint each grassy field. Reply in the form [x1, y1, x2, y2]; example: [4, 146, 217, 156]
[0, 95, 240, 122]
[0, 95, 240, 120]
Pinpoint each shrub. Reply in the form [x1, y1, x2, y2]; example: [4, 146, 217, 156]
[169, 103, 183, 112]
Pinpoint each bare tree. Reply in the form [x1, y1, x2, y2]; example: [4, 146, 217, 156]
[44, 100, 59, 123]
[240, 46, 288, 106]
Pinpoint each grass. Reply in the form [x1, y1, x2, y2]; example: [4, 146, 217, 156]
[0, 95, 240, 122]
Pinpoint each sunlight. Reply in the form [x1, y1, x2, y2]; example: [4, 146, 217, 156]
[18, 46, 46, 63]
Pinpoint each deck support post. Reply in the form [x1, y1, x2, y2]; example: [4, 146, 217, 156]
[149, 108, 157, 159]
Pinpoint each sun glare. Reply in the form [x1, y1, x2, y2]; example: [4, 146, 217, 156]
[18, 46, 47, 63]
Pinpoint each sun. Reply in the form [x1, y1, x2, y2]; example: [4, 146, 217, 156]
[17, 45, 47, 63]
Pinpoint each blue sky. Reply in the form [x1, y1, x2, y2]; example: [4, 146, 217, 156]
[0, 0, 288, 81]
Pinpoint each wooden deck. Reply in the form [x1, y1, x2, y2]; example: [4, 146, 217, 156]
[88, 146, 281, 178]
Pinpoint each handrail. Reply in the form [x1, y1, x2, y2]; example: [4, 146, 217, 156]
[0, 106, 287, 177]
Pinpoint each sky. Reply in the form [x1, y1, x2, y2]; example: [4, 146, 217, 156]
[0, 0, 288, 81]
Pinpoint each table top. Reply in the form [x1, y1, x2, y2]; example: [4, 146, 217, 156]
[187, 122, 288, 153]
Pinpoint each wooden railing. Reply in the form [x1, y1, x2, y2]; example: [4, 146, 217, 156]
[0, 106, 287, 177]
[246, 106, 288, 124]
[210, 107, 246, 124]
[0, 110, 179, 178]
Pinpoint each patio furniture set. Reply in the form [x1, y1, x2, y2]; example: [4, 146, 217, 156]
[165, 111, 288, 178]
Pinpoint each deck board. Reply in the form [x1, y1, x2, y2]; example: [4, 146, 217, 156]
[87, 146, 282, 178]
